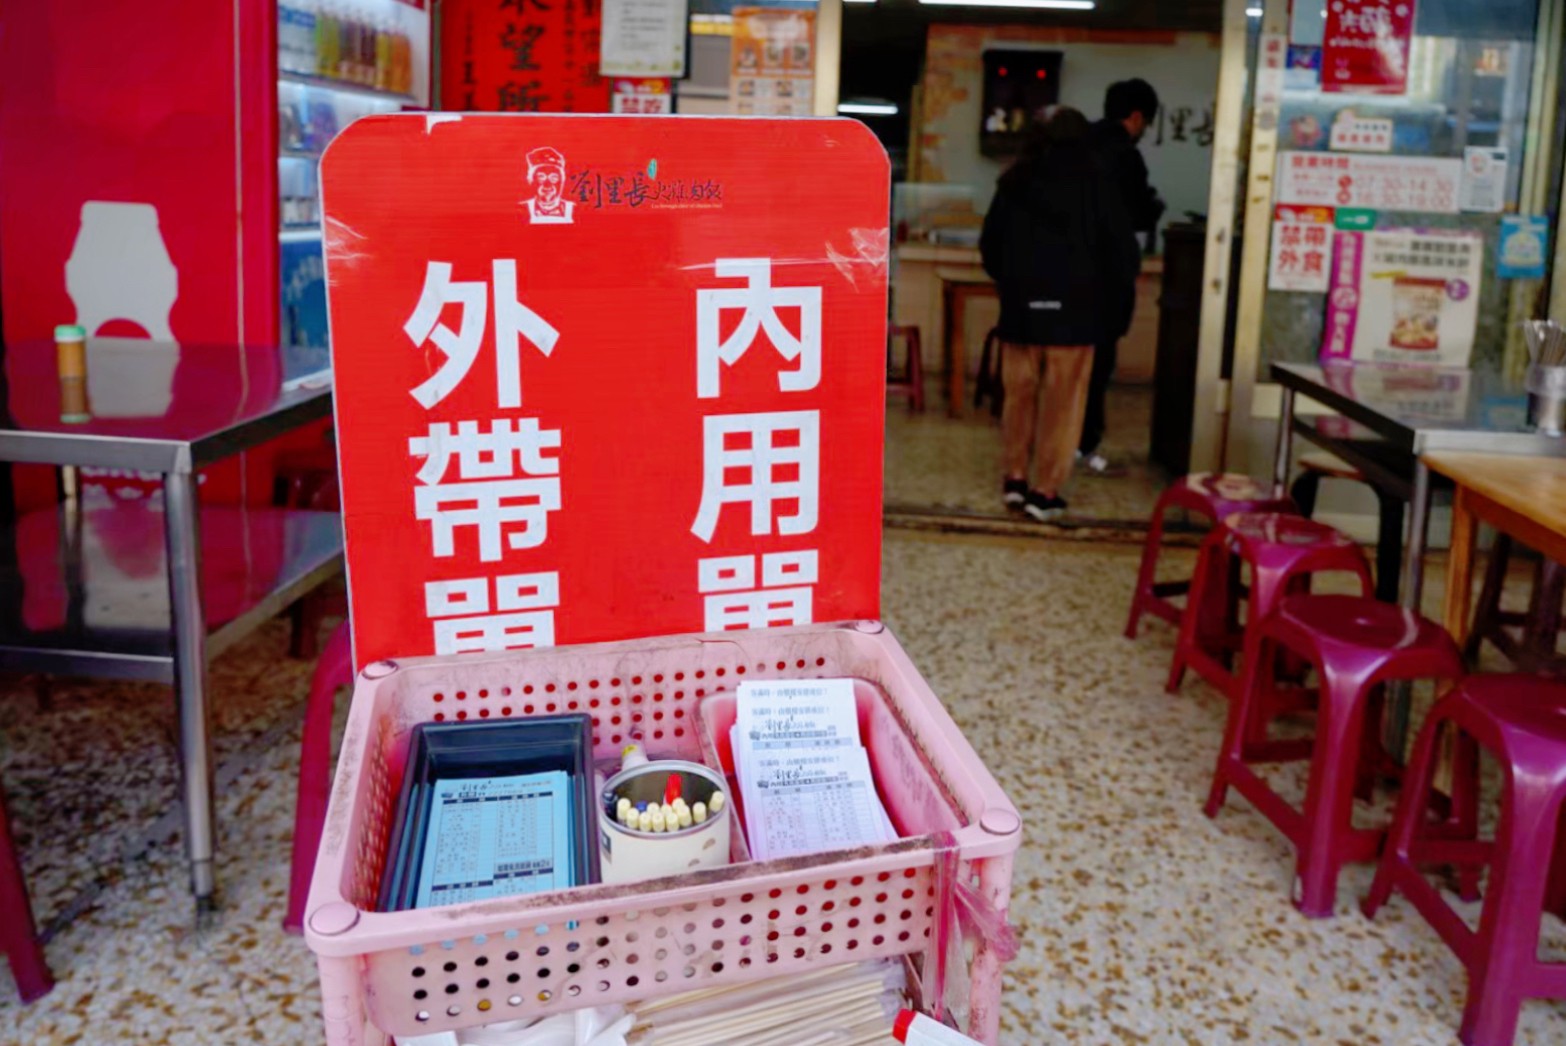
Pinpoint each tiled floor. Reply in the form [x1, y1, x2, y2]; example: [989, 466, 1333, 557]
[2, 531, 1565, 1044]
[885, 384, 1166, 523]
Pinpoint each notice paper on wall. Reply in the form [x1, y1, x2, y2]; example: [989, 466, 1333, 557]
[732, 679, 895, 861]
[1321, 228, 1483, 368]
[415, 771, 573, 908]
[1268, 218, 1334, 293]
[1459, 147, 1508, 214]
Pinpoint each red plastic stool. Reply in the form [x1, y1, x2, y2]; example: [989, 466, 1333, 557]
[1207, 594, 1464, 918]
[886, 324, 925, 413]
[1126, 473, 1295, 640]
[1167, 512, 1373, 702]
[1363, 675, 1566, 1045]
[283, 620, 354, 934]
[0, 779, 52, 1001]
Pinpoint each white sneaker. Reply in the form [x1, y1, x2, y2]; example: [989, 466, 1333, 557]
[1077, 451, 1123, 477]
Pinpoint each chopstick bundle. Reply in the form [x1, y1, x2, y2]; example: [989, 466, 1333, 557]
[1523, 320, 1566, 367]
[628, 959, 907, 1045]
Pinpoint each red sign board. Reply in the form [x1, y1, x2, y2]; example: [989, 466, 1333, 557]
[440, 0, 610, 112]
[1322, 0, 1416, 94]
[321, 115, 889, 668]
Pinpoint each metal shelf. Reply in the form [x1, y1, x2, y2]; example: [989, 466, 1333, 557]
[278, 70, 414, 106]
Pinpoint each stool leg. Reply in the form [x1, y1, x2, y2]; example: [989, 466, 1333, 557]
[1294, 675, 1372, 918]
[1204, 633, 1273, 818]
[908, 329, 925, 413]
[1127, 495, 1173, 640]
[1458, 785, 1560, 1046]
[1167, 532, 1223, 693]
[284, 623, 354, 934]
[1363, 711, 1449, 920]
[1373, 494, 1405, 605]
[1521, 558, 1566, 671]
[0, 784, 52, 1002]
[1449, 731, 1484, 904]
[1290, 471, 1322, 518]
[1464, 535, 1513, 666]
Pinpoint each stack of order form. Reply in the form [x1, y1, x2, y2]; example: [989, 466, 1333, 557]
[733, 678, 896, 861]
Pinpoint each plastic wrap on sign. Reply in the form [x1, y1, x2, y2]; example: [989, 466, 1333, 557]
[319, 115, 891, 669]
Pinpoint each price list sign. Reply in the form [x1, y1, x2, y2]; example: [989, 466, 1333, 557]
[320, 115, 889, 668]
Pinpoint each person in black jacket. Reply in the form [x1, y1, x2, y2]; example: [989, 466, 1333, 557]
[980, 106, 1141, 522]
[1078, 78, 1165, 475]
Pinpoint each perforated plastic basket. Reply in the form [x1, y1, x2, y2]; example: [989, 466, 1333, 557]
[305, 621, 1022, 1046]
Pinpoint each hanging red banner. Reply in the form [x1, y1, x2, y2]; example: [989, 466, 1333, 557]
[440, 0, 611, 112]
[1322, 0, 1416, 94]
[320, 115, 889, 668]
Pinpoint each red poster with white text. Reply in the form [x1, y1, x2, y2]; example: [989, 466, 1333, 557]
[1323, 0, 1416, 94]
[321, 115, 889, 668]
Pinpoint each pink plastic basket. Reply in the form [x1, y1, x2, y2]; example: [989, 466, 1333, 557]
[305, 621, 1022, 1046]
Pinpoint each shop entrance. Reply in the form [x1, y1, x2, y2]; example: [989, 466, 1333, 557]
[847, 1, 1227, 527]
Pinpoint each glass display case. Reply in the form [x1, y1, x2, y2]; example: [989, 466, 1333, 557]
[276, 0, 430, 385]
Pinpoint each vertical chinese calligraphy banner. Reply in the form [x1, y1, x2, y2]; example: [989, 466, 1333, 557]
[1322, 0, 1416, 94]
[321, 114, 889, 668]
[440, 0, 611, 112]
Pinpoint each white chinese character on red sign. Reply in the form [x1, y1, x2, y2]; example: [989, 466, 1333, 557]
[410, 418, 562, 561]
[425, 572, 559, 654]
[692, 410, 819, 542]
[404, 259, 560, 409]
[698, 550, 817, 630]
[696, 258, 822, 399]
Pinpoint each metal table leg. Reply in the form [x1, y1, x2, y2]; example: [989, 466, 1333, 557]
[1386, 459, 1434, 755]
[164, 471, 215, 907]
[1272, 387, 1296, 495]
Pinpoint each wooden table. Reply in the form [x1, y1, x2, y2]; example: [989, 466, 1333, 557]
[1427, 452, 1566, 646]
[937, 266, 995, 417]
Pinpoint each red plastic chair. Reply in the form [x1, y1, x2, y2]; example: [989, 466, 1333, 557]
[0, 778, 53, 1002]
[1167, 512, 1373, 702]
[886, 324, 925, 414]
[1207, 594, 1464, 918]
[1126, 474, 1295, 640]
[1363, 675, 1566, 1045]
[283, 620, 353, 934]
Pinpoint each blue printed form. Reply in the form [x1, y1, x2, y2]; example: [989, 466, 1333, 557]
[415, 771, 573, 908]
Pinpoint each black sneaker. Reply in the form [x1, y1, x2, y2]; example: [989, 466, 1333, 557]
[1002, 478, 1027, 509]
[1023, 491, 1067, 522]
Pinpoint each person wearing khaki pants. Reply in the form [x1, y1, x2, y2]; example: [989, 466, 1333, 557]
[1000, 342, 1093, 513]
[980, 106, 1140, 522]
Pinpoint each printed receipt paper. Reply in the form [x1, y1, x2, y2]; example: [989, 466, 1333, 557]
[415, 770, 573, 908]
[733, 679, 895, 861]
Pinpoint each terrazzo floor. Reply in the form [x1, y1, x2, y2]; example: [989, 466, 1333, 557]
[885, 384, 1166, 523]
[2, 531, 1565, 1044]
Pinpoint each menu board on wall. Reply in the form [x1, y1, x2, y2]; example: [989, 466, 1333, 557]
[601, 0, 688, 78]
[440, 0, 610, 112]
[1277, 151, 1462, 213]
[730, 8, 816, 117]
[1322, 0, 1416, 94]
[1322, 228, 1482, 368]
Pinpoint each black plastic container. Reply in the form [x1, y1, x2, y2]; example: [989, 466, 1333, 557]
[377, 716, 600, 912]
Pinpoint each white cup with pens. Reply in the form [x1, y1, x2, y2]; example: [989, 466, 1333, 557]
[599, 755, 732, 885]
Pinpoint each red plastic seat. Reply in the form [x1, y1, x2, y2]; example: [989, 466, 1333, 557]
[1207, 594, 1464, 918]
[1363, 675, 1566, 1045]
[886, 324, 925, 414]
[283, 620, 353, 934]
[1167, 512, 1373, 702]
[0, 778, 52, 1002]
[1126, 473, 1295, 640]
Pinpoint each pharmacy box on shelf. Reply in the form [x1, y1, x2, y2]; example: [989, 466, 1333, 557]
[304, 621, 1022, 1046]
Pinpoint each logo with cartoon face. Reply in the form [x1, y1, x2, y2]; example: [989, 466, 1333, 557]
[524, 146, 574, 225]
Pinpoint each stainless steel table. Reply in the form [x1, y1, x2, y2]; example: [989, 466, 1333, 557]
[1271, 360, 1566, 614]
[0, 339, 343, 907]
